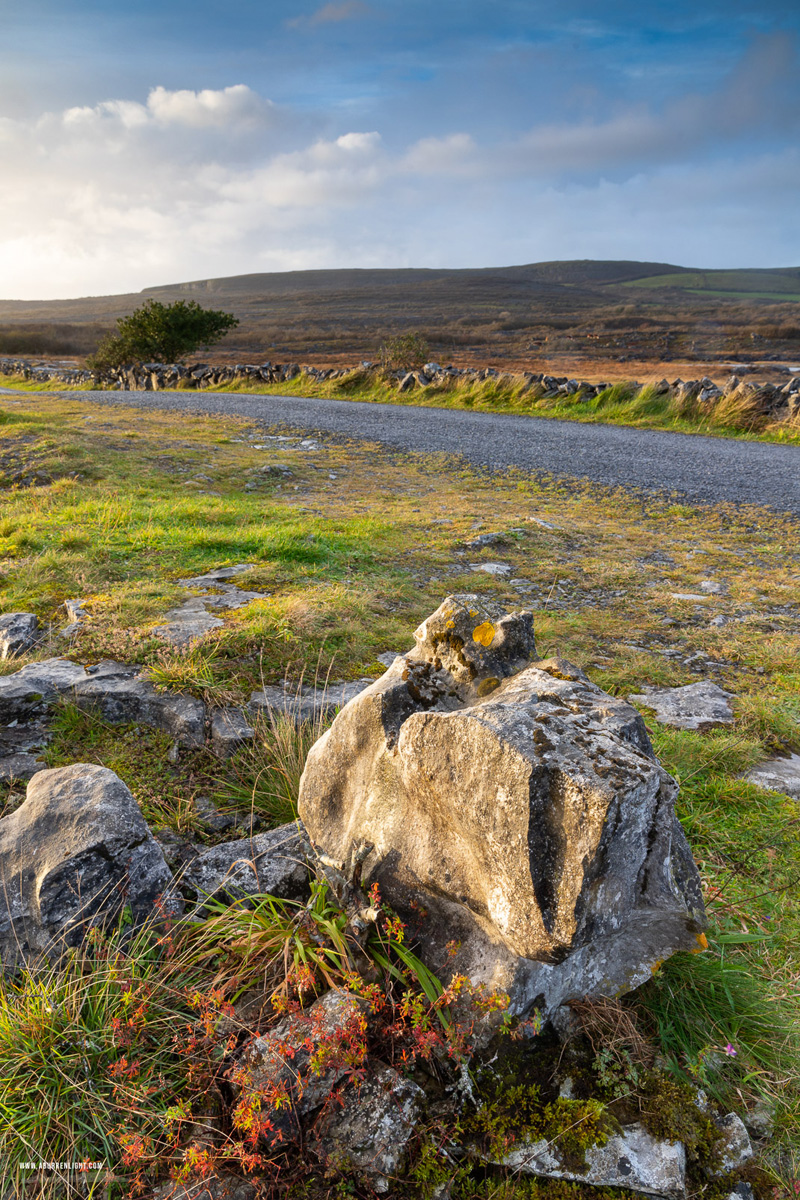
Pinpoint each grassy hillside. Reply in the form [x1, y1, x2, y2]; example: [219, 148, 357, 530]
[1, 260, 799, 366]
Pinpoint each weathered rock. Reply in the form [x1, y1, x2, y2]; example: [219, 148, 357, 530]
[62, 598, 88, 637]
[711, 1113, 753, 1175]
[0, 657, 88, 722]
[193, 794, 238, 832]
[0, 764, 181, 967]
[494, 1122, 685, 1199]
[629, 681, 734, 732]
[152, 598, 225, 644]
[152, 565, 264, 645]
[745, 753, 800, 799]
[0, 752, 43, 782]
[742, 1100, 774, 1141]
[469, 561, 512, 576]
[73, 662, 206, 748]
[232, 989, 369, 1146]
[210, 708, 255, 759]
[309, 1063, 425, 1192]
[178, 822, 310, 907]
[0, 613, 40, 660]
[299, 596, 705, 1017]
[249, 679, 372, 726]
[0, 658, 204, 746]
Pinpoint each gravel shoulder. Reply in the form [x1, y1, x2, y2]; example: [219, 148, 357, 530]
[64, 389, 800, 515]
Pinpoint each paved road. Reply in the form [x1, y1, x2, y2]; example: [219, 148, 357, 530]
[57, 389, 800, 515]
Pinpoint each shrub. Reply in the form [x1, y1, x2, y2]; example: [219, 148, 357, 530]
[87, 300, 238, 370]
[379, 331, 430, 372]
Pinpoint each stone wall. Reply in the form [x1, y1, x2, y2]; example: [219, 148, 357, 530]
[1, 355, 799, 418]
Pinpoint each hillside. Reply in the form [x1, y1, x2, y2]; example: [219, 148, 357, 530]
[1, 260, 799, 366]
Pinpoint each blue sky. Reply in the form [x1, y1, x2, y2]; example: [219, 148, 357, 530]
[1, 1, 799, 297]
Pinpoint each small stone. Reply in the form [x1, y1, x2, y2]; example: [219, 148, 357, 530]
[629, 681, 734, 732]
[0, 613, 40, 660]
[670, 593, 711, 602]
[711, 1113, 753, 1175]
[464, 531, 508, 550]
[193, 794, 237, 832]
[743, 1100, 774, 1140]
[469, 562, 512, 576]
[310, 1063, 425, 1192]
[745, 753, 800, 800]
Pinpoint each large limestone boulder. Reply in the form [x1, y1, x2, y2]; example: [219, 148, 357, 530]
[0, 764, 181, 967]
[299, 596, 705, 1016]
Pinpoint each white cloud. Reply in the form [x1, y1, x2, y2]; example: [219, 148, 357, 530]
[0, 71, 798, 300]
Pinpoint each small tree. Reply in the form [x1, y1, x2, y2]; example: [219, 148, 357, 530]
[87, 300, 239, 370]
[379, 331, 430, 373]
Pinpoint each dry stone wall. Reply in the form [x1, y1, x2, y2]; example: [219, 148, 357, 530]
[2, 355, 799, 417]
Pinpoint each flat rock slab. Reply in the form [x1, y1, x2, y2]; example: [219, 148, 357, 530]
[670, 593, 712, 602]
[0, 657, 205, 746]
[153, 563, 265, 646]
[629, 681, 734, 732]
[249, 679, 372, 725]
[210, 707, 255, 759]
[469, 561, 512, 576]
[179, 821, 310, 907]
[0, 753, 44, 782]
[0, 612, 40, 660]
[745, 753, 800, 799]
[179, 565, 256, 587]
[496, 1123, 686, 1200]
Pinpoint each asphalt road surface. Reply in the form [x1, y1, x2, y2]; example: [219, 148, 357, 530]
[50, 389, 800, 516]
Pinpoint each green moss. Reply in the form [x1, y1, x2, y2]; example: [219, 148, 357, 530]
[467, 1082, 611, 1169]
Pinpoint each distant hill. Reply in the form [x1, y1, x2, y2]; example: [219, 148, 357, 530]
[1, 260, 798, 364]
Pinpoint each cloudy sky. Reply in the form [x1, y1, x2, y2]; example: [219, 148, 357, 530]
[1, 0, 799, 298]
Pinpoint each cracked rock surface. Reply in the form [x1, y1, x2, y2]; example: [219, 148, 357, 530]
[299, 595, 705, 1016]
[0, 612, 40, 660]
[152, 563, 265, 646]
[0, 763, 181, 967]
[628, 681, 734, 732]
[494, 1122, 686, 1199]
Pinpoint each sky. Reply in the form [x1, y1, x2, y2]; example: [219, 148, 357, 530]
[1, 0, 799, 298]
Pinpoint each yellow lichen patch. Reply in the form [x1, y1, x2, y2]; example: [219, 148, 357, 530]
[477, 677, 500, 697]
[692, 932, 709, 953]
[473, 620, 495, 647]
